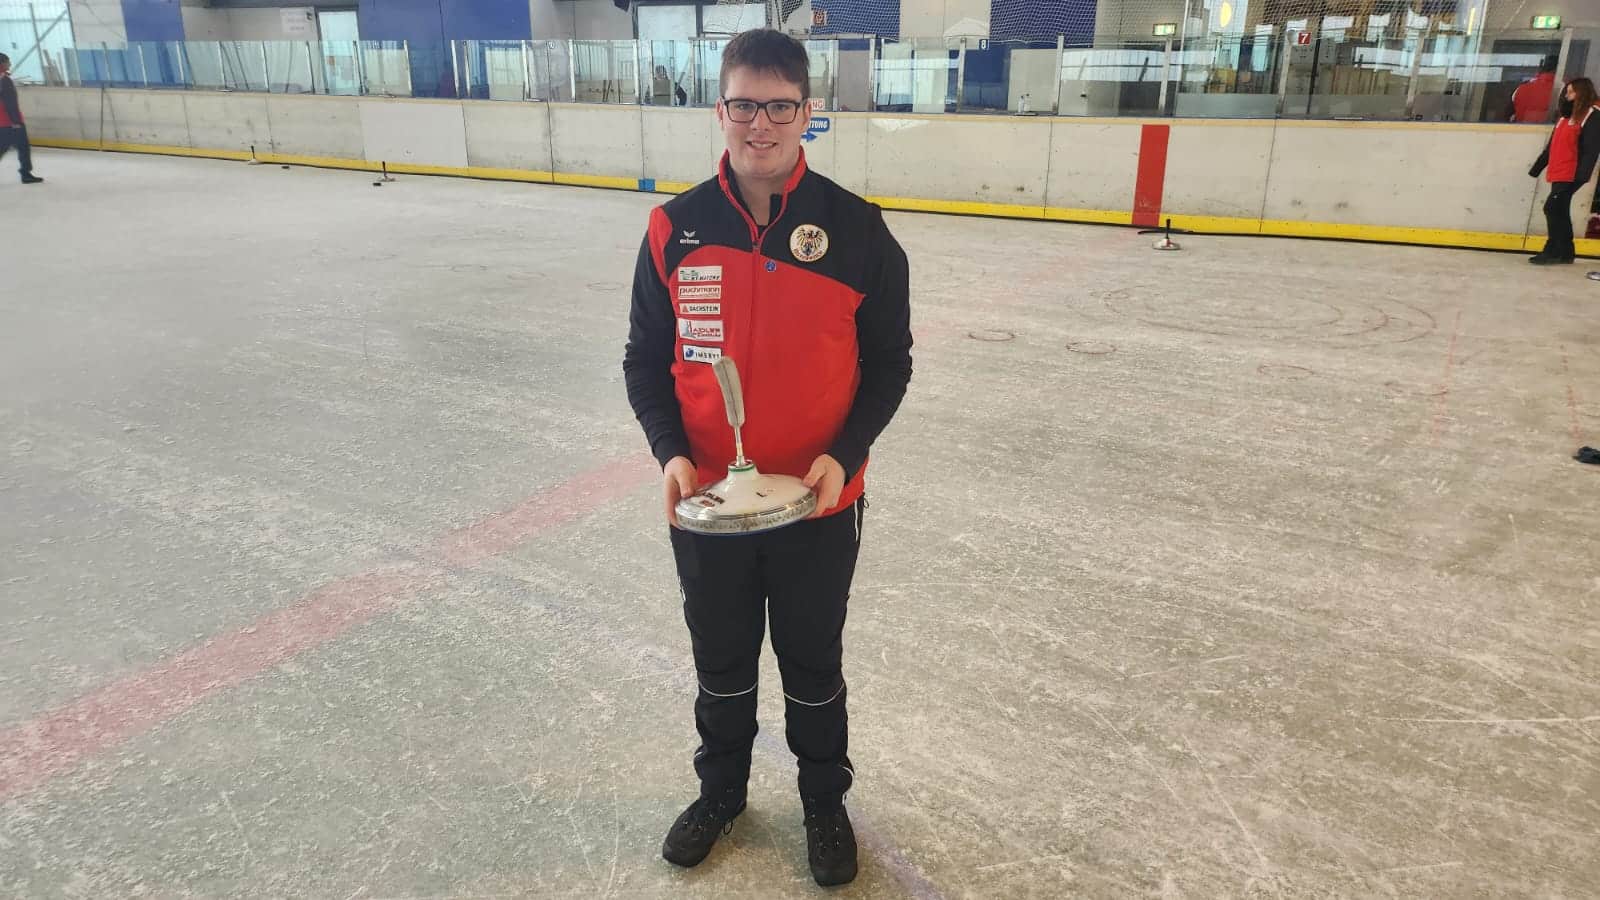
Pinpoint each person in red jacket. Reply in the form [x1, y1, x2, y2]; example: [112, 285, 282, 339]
[0, 54, 44, 184]
[1529, 78, 1599, 264]
[623, 29, 911, 887]
[1509, 56, 1557, 124]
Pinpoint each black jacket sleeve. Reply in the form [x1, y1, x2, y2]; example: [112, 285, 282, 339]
[0, 78, 21, 125]
[1531, 136, 1550, 178]
[1577, 114, 1600, 186]
[623, 220, 693, 469]
[827, 210, 913, 481]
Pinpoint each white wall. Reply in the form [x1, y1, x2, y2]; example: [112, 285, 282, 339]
[265, 93, 365, 157]
[531, 0, 572, 40]
[179, 6, 229, 41]
[636, 3, 694, 41]
[1007, 47, 1060, 112]
[176, 6, 322, 42]
[1045, 120, 1141, 211]
[66, 0, 125, 44]
[360, 100, 469, 167]
[182, 91, 272, 151]
[1093, 0, 1185, 41]
[19, 86, 1584, 252]
[225, 7, 318, 41]
[549, 103, 640, 175]
[899, 0, 990, 40]
[700, 3, 764, 35]
[464, 101, 553, 170]
[568, 0, 632, 40]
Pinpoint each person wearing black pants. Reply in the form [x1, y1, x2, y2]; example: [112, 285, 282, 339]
[1529, 78, 1598, 265]
[669, 496, 864, 807]
[1541, 181, 1581, 263]
[0, 54, 44, 185]
[623, 29, 911, 888]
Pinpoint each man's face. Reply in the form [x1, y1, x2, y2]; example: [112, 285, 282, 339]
[717, 65, 811, 185]
[0, 60, 10, 77]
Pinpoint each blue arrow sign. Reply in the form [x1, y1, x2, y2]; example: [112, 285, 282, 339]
[801, 116, 831, 143]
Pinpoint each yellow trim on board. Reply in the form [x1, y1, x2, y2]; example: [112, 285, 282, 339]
[1039, 206, 1134, 226]
[32, 137, 1595, 257]
[433, 165, 555, 183]
[1258, 218, 1531, 251]
[869, 196, 1048, 220]
[41, 137, 253, 161]
[1159, 212, 1537, 252]
[553, 172, 639, 190]
[263, 153, 383, 172]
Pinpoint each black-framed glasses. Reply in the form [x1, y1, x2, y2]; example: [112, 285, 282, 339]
[722, 97, 803, 124]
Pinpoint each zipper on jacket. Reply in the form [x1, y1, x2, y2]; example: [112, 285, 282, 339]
[745, 189, 794, 401]
[722, 178, 793, 420]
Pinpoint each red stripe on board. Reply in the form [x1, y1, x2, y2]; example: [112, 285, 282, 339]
[1132, 124, 1171, 229]
[0, 455, 658, 802]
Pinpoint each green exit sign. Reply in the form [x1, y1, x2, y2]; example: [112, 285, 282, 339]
[1153, 23, 1178, 36]
[1531, 15, 1561, 29]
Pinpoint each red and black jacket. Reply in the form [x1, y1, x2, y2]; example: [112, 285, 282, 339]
[0, 75, 23, 128]
[1531, 107, 1600, 186]
[624, 149, 912, 518]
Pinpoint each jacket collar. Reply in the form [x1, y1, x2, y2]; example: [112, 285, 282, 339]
[717, 148, 809, 220]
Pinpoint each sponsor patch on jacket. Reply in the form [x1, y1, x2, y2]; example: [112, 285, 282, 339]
[680, 302, 721, 315]
[677, 284, 722, 300]
[678, 319, 724, 342]
[678, 266, 722, 283]
[682, 345, 723, 364]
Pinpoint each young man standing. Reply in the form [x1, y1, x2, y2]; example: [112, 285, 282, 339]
[0, 54, 44, 185]
[623, 29, 912, 887]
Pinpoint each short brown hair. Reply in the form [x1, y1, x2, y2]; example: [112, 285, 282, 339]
[719, 29, 809, 101]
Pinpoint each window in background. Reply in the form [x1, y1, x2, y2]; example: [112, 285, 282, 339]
[638, 4, 697, 41]
[318, 9, 360, 95]
[701, 3, 765, 37]
[0, 0, 74, 83]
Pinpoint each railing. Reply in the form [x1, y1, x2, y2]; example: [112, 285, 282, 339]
[15, 34, 1574, 125]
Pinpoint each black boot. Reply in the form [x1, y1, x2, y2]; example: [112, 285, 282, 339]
[661, 787, 745, 868]
[21, 174, 42, 184]
[802, 795, 858, 886]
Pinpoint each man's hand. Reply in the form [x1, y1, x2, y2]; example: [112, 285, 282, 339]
[802, 454, 845, 518]
[663, 456, 697, 528]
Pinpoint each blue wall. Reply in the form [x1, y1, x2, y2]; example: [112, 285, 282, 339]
[356, 0, 531, 42]
[122, 0, 185, 42]
[356, 0, 531, 97]
[443, 0, 531, 38]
